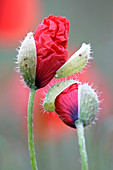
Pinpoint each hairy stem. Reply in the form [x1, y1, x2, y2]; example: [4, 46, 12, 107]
[28, 88, 38, 170]
[75, 120, 88, 170]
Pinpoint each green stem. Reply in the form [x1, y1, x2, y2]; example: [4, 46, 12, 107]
[75, 120, 88, 170]
[28, 88, 38, 170]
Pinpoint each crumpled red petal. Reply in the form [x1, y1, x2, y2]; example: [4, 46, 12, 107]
[34, 14, 69, 88]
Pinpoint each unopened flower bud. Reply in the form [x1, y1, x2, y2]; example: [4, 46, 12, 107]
[55, 43, 91, 78]
[43, 80, 99, 128]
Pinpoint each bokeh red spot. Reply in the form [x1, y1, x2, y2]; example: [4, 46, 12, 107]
[0, 0, 42, 45]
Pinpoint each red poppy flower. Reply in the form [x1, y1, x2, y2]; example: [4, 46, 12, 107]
[34, 14, 69, 88]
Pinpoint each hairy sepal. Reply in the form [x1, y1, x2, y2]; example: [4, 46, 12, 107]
[43, 80, 80, 112]
[17, 32, 37, 89]
[55, 43, 91, 78]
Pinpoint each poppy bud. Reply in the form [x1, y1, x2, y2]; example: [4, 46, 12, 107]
[55, 43, 91, 78]
[17, 14, 69, 89]
[43, 80, 99, 128]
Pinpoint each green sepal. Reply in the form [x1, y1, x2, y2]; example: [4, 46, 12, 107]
[43, 80, 80, 112]
[78, 84, 99, 126]
[17, 32, 37, 89]
[55, 43, 91, 78]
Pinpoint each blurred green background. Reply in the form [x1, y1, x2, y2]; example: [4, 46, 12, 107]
[0, 0, 113, 170]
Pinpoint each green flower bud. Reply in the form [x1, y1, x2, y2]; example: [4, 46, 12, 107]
[55, 43, 91, 78]
[43, 80, 99, 128]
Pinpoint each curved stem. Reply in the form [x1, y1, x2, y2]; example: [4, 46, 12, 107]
[28, 88, 38, 170]
[75, 120, 88, 170]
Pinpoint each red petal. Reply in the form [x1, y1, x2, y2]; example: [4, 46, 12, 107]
[34, 14, 69, 88]
[55, 83, 79, 128]
[35, 50, 67, 88]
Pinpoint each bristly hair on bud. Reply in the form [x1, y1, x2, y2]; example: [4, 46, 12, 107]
[16, 32, 37, 89]
[43, 80, 100, 128]
[55, 43, 92, 78]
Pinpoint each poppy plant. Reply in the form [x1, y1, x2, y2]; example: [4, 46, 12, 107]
[16, 14, 96, 170]
[16, 14, 70, 170]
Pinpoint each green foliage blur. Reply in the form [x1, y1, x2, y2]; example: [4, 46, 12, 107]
[0, 0, 113, 170]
